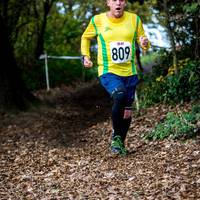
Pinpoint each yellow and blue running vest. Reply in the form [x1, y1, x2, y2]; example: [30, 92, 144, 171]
[81, 11, 150, 77]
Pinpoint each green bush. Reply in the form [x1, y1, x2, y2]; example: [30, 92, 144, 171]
[144, 105, 200, 140]
[141, 51, 160, 67]
[147, 49, 173, 79]
[139, 59, 200, 106]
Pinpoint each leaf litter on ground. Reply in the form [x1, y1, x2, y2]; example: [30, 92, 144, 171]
[0, 82, 200, 199]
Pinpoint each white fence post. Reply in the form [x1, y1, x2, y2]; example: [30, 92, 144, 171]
[39, 54, 82, 91]
[44, 53, 50, 91]
[135, 90, 140, 112]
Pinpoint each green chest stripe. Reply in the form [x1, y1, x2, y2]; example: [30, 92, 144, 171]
[92, 17, 108, 73]
[99, 34, 108, 73]
[92, 17, 98, 35]
[131, 16, 140, 74]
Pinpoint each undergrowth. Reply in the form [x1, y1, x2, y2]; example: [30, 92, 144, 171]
[144, 104, 200, 140]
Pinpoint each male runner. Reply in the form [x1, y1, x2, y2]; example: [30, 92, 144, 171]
[81, 0, 150, 155]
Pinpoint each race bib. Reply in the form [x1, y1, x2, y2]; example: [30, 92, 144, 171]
[110, 41, 132, 63]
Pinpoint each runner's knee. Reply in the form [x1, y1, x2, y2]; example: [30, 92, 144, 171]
[112, 89, 126, 103]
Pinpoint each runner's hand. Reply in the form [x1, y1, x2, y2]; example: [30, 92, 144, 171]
[139, 36, 149, 49]
[83, 56, 93, 68]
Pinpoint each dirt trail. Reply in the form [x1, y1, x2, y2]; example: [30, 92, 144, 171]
[0, 83, 199, 199]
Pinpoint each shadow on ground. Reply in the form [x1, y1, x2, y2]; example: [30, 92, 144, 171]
[0, 82, 112, 148]
[48, 83, 112, 146]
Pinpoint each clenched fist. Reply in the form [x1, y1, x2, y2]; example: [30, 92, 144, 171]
[139, 36, 149, 49]
[83, 56, 93, 68]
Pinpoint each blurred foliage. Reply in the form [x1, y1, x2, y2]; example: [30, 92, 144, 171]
[151, 0, 199, 57]
[138, 0, 199, 108]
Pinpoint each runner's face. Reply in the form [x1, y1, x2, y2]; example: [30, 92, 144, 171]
[107, 0, 126, 18]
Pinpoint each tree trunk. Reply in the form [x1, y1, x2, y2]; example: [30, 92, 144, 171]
[35, 0, 55, 59]
[163, 0, 178, 74]
[195, 12, 199, 59]
[0, 15, 34, 112]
